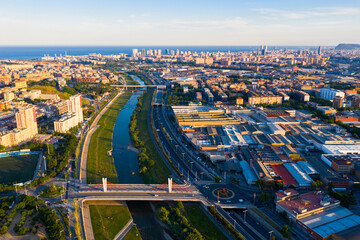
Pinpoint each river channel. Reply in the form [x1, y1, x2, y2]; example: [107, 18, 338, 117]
[112, 75, 170, 239]
[112, 75, 144, 184]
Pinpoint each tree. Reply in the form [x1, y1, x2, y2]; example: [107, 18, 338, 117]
[0, 145, 6, 152]
[0, 226, 8, 235]
[310, 181, 317, 190]
[139, 166, 147, 174]
[48, 183, 57, 193]
[148, 160, 155, 167]
[175, 201, 184, 210]
[327, 182, 335, 191]
[185, 229, 203, 240]
[255, 179, 266, 190]
[215, 176, 222, 183]
[316, 180, 323, 189]
[259, 192, 270, 203]
[330, 191, 357, 208]
[281, 225, 291, 239]
[157, 207, 170, 222]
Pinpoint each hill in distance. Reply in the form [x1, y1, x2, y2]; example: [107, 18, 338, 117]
[335, 43, 360, 50]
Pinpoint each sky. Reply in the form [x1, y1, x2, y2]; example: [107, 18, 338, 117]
[0, 0, 359, 46]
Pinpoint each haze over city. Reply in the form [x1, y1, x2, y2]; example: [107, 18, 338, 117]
[0, 0, 359, 46]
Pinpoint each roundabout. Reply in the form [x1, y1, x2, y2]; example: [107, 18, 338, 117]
[212, 188, 234, 200]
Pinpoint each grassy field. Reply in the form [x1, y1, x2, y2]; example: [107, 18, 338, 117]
[124, 74, 139, 85]
[137, 90, 170, 183]
[184, 205, 227, 240]
[123, 226, 142, 240]
[0, 154, 39, 184]
[28, 85, 71, 99]
[89, 205, 132, 240]
[87, 92, 132, 184]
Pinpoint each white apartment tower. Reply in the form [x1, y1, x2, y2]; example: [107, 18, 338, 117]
[132, 48, 138, 57]
[320, 88, 345, 101]
[68, 94, 83, 124]
[15, 106, 38, 136]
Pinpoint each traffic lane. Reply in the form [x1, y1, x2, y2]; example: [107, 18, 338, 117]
[161, 110, 216, 179]
[153, 106, 210, 181]
[153, 108, 196, 180]
[226, 211, 262, 240]
[232, 209, 271, 239]
[156, 107, 212, 180]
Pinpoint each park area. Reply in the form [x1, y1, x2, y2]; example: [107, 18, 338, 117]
[89, 203, 136, 240]
[135, 90, 170, 183]
[87, 92, 132, 184]
[0, 154, 39, 184]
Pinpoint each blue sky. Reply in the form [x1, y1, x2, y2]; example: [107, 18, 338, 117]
[0, 0, 359, 46]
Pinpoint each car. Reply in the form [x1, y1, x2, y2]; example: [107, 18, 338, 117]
[154, 194, 159, 197]
[226, 200, 231, 203]
[238, 199, 244, 203]
[204, 185, 210, 189]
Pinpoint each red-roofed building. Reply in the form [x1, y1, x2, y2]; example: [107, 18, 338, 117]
[272, 164, 298, 186]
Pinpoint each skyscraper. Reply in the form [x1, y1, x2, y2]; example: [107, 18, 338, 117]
[142, 49, 146, 56]
[262, 45, 267, 55]
[68, 94, 83, 124]
[318, 46, 322, 55]
[132, 48, 138, 57]
[16, 106, 38, 136]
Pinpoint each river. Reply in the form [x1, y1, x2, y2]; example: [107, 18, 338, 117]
[112, 75, 169, 239]
[112, 75, 144, 184]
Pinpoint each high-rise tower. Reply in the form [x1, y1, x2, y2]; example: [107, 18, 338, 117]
[68, 94, 83, 124]
[16, 106, 38, 136]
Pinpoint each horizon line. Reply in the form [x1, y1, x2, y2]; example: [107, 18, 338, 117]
[0, 44, 339, 47]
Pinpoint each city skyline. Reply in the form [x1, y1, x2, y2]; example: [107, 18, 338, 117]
[0, 0, 359, 46]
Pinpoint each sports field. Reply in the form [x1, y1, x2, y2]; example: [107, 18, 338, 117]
[0, 154, 39, 184]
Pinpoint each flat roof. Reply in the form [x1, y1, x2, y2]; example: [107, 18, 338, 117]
[301, 206, 360, 238]
[278, 191, 338, 215]
[322, 144, 360, 155]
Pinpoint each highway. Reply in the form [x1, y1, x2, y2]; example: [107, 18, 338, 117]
[154, 104, 214, 181]
[153, 106, 200, 181]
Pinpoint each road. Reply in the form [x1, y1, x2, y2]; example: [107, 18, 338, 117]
[78, 90, 124, 184]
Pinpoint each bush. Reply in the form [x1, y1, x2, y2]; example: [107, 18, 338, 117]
[208, 206, 245, 240]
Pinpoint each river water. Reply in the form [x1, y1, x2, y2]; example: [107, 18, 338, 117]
[112, 75, 169, 239]
[112, 75, 144, 184]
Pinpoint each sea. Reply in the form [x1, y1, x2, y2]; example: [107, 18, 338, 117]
[0, 46, 317, 60]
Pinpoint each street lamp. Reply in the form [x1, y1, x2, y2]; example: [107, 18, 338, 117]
[269, 230, 273, 240]
[243, 210, 248, 224]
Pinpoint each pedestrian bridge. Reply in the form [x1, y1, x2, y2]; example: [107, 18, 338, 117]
[111, 85, 166, 89]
